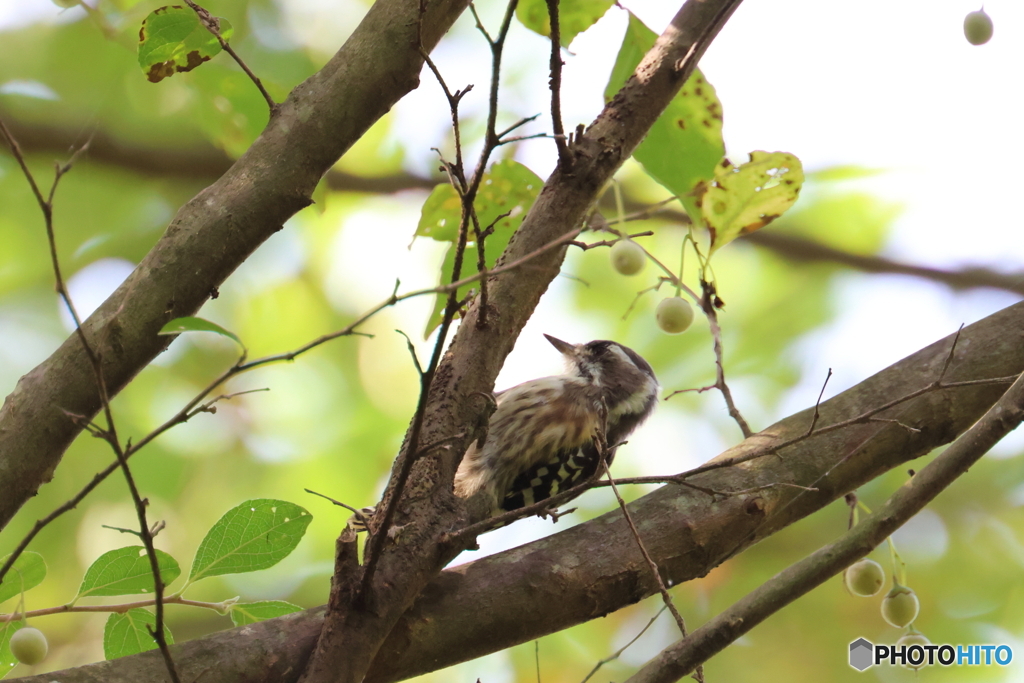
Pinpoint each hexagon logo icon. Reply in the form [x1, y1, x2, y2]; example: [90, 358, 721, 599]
[849, 638, 874, 671]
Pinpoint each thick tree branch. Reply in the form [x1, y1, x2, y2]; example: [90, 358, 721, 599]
[625, 353, 1024, 683]
[0, 0, 472, 530]
[16, 299, 1024, 683]
[298, 2, 747, 682]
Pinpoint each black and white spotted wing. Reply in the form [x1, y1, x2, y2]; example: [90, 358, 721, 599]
[500, 441, 607, 512]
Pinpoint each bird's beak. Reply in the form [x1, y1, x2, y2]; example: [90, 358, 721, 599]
[543, 334, 576, 356]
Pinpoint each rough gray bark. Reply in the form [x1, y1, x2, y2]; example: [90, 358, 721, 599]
[14, 300, 1024, 683]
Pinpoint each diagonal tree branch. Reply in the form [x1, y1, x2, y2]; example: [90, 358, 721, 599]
[296, 2, 745, 682]
[0, 0, 473, 531]
[624, 350, 1024, 683]
[13, 299, 1024, 683]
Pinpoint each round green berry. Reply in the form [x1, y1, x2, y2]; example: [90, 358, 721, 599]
[844, 558, 885, 597]
[610, 240, 646, 276]
[881, 585, 920, 628]
[964, 9, 993, 45]
[656, 297, 694, 334]
[9, 626, 48, 666]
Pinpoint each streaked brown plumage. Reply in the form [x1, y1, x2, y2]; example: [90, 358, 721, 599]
[454, 335, 659, 514]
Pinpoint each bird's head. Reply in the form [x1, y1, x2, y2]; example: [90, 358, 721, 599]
[543, 334, 659, 440]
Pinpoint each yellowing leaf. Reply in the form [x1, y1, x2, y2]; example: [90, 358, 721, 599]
[138, 6, 233, 83]
[516, 0, 615, 47]
[700, 151, 804, 254]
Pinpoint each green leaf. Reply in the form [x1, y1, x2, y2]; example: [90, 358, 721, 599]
[138, 6, 233, 83]
[229, 600, 302, 626]
[103, 609, 173, 660]
[416, 159, 542, 336]
[188, 499, 312, 582]
[1, 621, 21, 676]
[158, 315, 243, 347]
[605, 13, 724, 221]
[515, 0, 615, 46]
[0, 552, 46, 606]
[77, 547, 181, 599]
[700, 150, 805, 254]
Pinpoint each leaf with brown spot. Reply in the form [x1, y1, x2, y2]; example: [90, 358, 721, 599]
[138, 5, 233, 83]
[604, 13, 724, 223]
[700, 151, 805, 254]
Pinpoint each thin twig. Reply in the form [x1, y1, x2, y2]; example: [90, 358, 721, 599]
[496, 113, 541, 140]
[594, 476, 818, 499]
[805, 368, 833, 436]
[0, 120, 180, 682]
[569, 230, 655, 251]
[604, 468, 704, 683]
[544, 0, 571, 170]
[182, 0, 276, 113]
[395, 330, 425, 377]
[702, 282, 753, 438]
[580, 605, 668, 683]
[304, 489, 369, 517]
[0, 595, 234, 622]
[473, 209, 511, 328]
[605, 470, 687, 635]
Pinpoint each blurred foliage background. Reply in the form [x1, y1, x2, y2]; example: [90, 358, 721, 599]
[1, 0, 1023, 681]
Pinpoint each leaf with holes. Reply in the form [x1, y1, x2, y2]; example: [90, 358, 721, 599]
[605, 13, 724, 222]
[700, 151, 804, 254]
[77, 547, 181, 599]
[0, 552, 45, 606]
[188, 499, 312, 582]
[416, 159, 542, 337]
[103, 609, 174, 660]
[229, 600, 303, 626]
[138, 6, 233, 83]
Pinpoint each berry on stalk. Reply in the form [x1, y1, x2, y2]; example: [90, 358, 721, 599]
[610, 239, 646, 276]
[964, 8, 993, 45]
[9, 626, 48, 665]
[656, 297, 694, 334]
